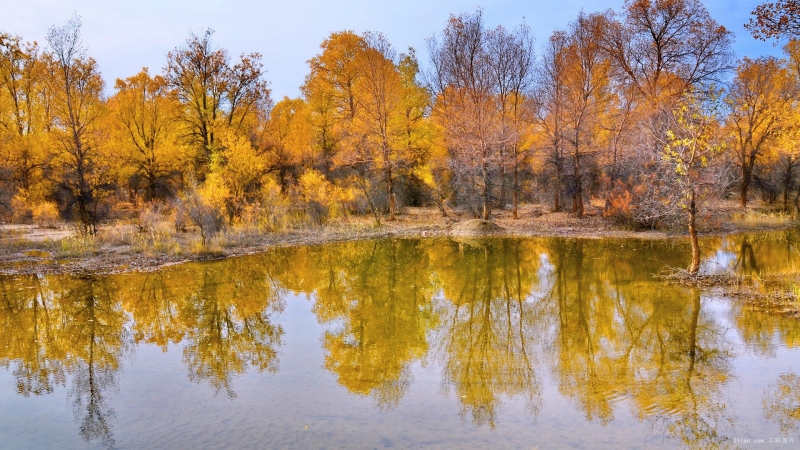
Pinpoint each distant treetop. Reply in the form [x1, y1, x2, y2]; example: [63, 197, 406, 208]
[747, 0, 800, 40]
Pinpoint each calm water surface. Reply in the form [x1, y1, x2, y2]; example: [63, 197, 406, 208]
[2, 233, 800, 449]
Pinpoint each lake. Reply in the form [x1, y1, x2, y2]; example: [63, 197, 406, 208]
[2, 232, 800, 449]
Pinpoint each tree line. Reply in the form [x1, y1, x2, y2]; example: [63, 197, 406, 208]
[0, 0, 797, 241]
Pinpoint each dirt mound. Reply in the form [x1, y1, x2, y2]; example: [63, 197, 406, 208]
[451, 219, 505, 234]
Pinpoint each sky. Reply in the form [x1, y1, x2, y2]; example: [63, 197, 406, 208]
[0, 0, 786, 100]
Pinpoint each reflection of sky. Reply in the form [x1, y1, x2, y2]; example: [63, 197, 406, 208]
[704, 249, 737, 275]
[4, 240, 800, 447]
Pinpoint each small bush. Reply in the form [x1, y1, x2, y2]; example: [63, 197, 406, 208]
[178, 175, 228, 246]
[262, 179, 292, 231]
[298, 170, 335, 226]
[11, 191, 33, 224]
[57, 236, 96, 257]
[32, 202, 60, 228]
[603, 181, 634, 228]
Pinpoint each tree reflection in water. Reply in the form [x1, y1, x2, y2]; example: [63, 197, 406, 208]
[431, 239, 545, 427]
[763, 371, 800, 434]
[543, 240, 734, 448]
[3, 235, 800, 447]
[0, 274, 128, 448]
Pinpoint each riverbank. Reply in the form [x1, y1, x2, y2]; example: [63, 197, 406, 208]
[0, 200, 795, 276]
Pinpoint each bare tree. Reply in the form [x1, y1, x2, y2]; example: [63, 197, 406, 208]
[428, 10, 504, 219]
[535, 31, 569, 212]
[602, 0, 734, 105]
[46, 15, 111, 234]
[486, 23, 535, 218]
[536, 13, 611, 217]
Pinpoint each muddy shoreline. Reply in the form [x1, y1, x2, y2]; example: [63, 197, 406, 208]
[0, 203, 796, 276]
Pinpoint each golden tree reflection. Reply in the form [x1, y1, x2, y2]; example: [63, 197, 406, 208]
[167, 259, 284, 398]
[431, 239, 544, 427]
[0, 274, 130, 448]
[0, 275, 66, 397]
[272, 239, 438, 409]
[3, 235, 800, 448]
[763, 371, 800, 434]
[543, 239, 734, 448]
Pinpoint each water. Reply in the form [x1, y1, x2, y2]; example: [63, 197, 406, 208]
[2, 233, 800, 449]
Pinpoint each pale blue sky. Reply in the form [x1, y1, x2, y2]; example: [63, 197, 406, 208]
[0, 0, 783, 100]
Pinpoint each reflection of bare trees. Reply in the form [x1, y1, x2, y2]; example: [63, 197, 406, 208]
[69, 360, 117, 448]
[763, 372, 800, 434]
[734, 237, 759, 275]
[543, 239, 734, 448]
[433, 239, 544, 427]
[60, 276, 129, 449]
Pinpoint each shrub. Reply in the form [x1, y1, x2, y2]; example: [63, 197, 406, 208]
[32, 202, 60, 228]
[11, 191, 33, 224]
[603, 181, 634, 227]
[258, 178, 290, 231]
[178, 175, 228, 246]
[298, 169, 336, 225]
[138, 202, 173, 234]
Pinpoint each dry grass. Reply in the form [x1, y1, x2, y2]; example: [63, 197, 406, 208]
[0, 198, 796, 277]
[731, 210, 793, 230]
[656, 267, 744, 287]
[726, 278, 800, 318]
[658, 266, 800, 317]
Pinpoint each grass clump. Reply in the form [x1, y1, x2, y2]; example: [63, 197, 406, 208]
[732, 210, 793, 230]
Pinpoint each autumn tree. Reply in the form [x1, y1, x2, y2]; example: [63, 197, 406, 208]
[46, 16, 112, 234]
[110, 68, 183, 200]
[663, 89, 724, 274]
[539, 13, 612, 217]
[428, 10, 510, 219]
[333, 32, 401, 223]
[302, 31, 431, 223]
[535, 31, 569, 211]
[343, 34, 431, 222]
[486, 23, 535, 218]
[261, 96, 314, 189]
[302, 31, 365, 173]
[725, 57, 796, 208]
[165, 29, 271, 179]
[0, 35, 52, 215]
[598, 0, 733, 227]
[747, 0, 800, 41]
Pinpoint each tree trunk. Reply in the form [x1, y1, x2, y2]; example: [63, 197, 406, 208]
[740, 162, 753, 208]
[740, 178, 749, 208]
[387, 175, 396, 221]
[512, 164, 519, 220]
[482, 157, 490, 220]
[784, 186, 790, 213]
[689, 188, 700, 274]
[573, 145, 583, 218]
[554, 182, 561, 212]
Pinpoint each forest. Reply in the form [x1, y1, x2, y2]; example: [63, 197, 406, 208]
[1, 0, 798, 252]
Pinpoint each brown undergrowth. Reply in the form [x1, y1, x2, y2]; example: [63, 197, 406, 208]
[658, 267, 800, 318]
[0, 200, 797, 276]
